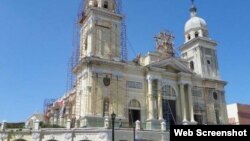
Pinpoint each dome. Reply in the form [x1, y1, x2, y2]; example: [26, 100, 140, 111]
[185, 16, 207, 33]
[184, 3, 208, 33]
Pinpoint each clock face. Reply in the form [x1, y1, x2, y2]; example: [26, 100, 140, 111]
[103, 76, 110, 86]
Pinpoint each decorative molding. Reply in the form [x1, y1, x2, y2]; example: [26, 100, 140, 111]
[147, 75, 160, 81]
[0, 133, 7, 140]
[15, 133, 24, 140]
[161, 79, 177, 85]
[49, 134, 55, 140]
[32, 133, 40, 140]
[91, 68, 124, 78]
[178, 80, 192, 85]
[65, 133, 72, 140]
[82, 136, 89, 140]
[99, 133, 107, 139]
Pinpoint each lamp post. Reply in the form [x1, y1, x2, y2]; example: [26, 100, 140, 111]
[133, 124, 135, 141]
[111, 112, 116, 141]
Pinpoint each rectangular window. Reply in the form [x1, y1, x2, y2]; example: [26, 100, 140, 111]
[126, 81, 143, 89]
[192, 88, 202, 97]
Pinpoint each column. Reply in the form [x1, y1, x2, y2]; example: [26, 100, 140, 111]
[87, 71, 93, 116]
[158, 80, 163, 120]
[188, 85, 195, 122]
[147, 78, 154, 120]
[98, 0, 102, 8]
[89, 0, 94, 7]
[180, 84, 187, 122]
[53, 112, 58, 125]
[89, 28, 95, 56]
[34, 120, 40, 130]
[66, 119, 71, 129]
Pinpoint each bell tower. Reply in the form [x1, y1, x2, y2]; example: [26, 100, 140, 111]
[180, 1, 220, 79]
[79, 0, 122, 61]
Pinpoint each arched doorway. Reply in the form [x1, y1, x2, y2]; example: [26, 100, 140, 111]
[161, 85, 177, 125]
[128, 99, 141, 127]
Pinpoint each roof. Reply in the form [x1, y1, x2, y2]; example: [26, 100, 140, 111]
[147, 57, 193, 74]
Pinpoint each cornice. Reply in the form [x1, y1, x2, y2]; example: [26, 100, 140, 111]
[180, 37, 217, 51]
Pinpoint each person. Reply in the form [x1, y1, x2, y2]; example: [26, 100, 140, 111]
[119, 119, 122, 128]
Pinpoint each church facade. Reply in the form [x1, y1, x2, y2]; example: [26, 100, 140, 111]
[61, 0, 228, 127]
[0, 0, 228, 141]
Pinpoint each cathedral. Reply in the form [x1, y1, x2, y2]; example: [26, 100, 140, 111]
[0, 0, 228, 141]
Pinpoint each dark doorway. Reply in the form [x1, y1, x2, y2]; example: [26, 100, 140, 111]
[162, 99, 176, 125]
[194, 114, 203, 125]
[129, 109, 141, 127]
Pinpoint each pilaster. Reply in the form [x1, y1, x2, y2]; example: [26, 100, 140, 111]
[188, 84, 196, 123]
[147, 77, 154, 120]
[179, 84, 188, 124]
[157, 80, 163, 120]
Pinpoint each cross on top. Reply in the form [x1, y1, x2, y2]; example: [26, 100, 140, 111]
[191, 0, 195, 5]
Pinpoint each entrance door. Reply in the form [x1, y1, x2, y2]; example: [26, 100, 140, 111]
[194, 114, 203, 125]
[129, 109, 141, 127]
[162, 99, 176, 125]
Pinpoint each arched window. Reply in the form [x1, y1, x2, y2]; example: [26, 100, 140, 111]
[213, 92, 218, 100]
[128, 99, 141, 127]
[161, 85, 176, 98]
[190, 61, 194, 71]
[195, 31, 199, 38]
[103, 1, 108, 9]
[161, 85, 176, 125]
[103, 98, 109, 117]
[84, 36, 88, 51]
[129, 99, 141, 109]
[187, 34, 191, 40]
[207, 60, 211, 65]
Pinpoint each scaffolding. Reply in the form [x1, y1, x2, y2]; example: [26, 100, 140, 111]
[65, 0, 84, 92]
[115, 0, 128, 62]
[154, 31, 175, 58]
[43, 98, 56, 123]
[73, 0, 128, 62]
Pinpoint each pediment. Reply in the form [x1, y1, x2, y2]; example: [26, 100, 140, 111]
[148, 57, 193, 74]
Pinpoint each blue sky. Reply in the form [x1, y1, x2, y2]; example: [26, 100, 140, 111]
[0, 0, 250, 122]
